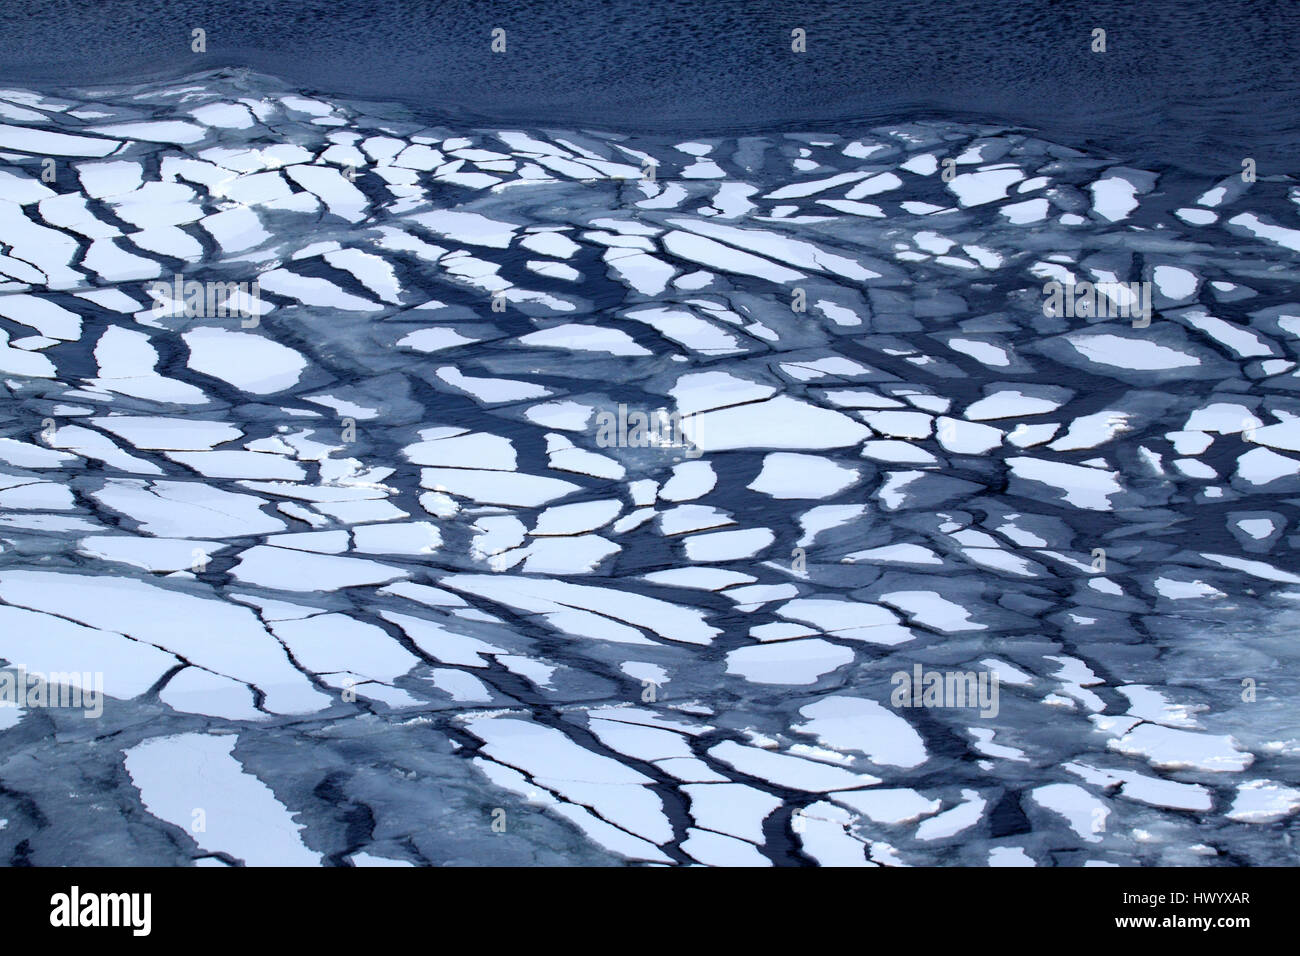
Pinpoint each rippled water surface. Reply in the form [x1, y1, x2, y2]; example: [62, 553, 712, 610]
[1, 0, 1298, 173]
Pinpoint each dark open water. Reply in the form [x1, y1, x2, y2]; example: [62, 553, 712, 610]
[0, 0, 1297, 175]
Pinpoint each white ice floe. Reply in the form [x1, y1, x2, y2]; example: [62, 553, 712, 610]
[352, 521, 442, 555]
[1226, 780, 1300, 823]
[378, 610, 502, 667]
[725, 639, 854, 685]
[793, 505, 864, 548]
[661, 230, 802, 283]
[1031, 784, 1107, 843]
[605, 250, 677, 295]
[900, 154, 938, 176]
[421, 467, 578, 508]
[258, 269, 383, 311]
[1235, 517, 1275, 540]
[0, 328, 56, 378]
[1235, 447, 1300, 485]
[681, 785, 780, 842]
[622, 306, 743, 355]
[184, 327, 307, 394]
[47, 422, 160, 474]
[1185, 402, 1256, 434]
[844, 543, 941, 566]
[412, 210, 516, 248]
[0, 124, 118, 157]
[1116, 685, 1205, 728]
[546, 435, 625, 480]
[160, 668, 263, 722]
[397, 328, 479, 352]
[0, 569, 325, 713]
[200, 206, 270, 252]
[91, 120, 205, 144]
[93, 479, 285, 538]
[683, 527, 774, 562]
[936, 417, 1003, 454]
[1067, 333, 1199, 371]
[795, 696, 927, 768]
[659, 504, 733, 536]
[518, 323, 650, 356]
[1007, 457, 1122, 511]
[683, 396, 870, 452]
[79, 535, 230, 573]
[447, 574, 719, 645]
[795, 803, 873, 866]
[190, 102, 256, 129]
[1247, 418, 1300, 452]
[436, 366, 551, 403]
[231, 546, 409, 591]
[532, 499, 622, 536]
[0, 603, 179, 700]
[861, 440, 936, 465]
[709, 182, 758, 217]
[324, 249, 403, 303]
[1176, 207, 1217, 225]
[39, 193, 120, 240]
[1200, 553, 1300, 585]
[782, 356, 871, 381]
[519, 231, 580, 258]
[879, 590, 985, 632]
[816, 199, 885, 218]
[965, 390, 1063, 421]
[778, 597, 913, 645]
[270, 613, 418, 684]
[0, 437, 75, 468]
[835, 788, 940, 825]
[1109, 723, 1252, 772]
[1084, 766, 1213, 812]
[468, 717, 673, 852]
[1228, 213, 1300, 253]
[669, 370, 774, 416]
[0, 201, 84, 288]
[168, 450, 304, 481]
[1048, 410, 1128, 451]
[284, 164, 368, 222]
[1181, 311, 1274, 358]
[747, 452, 859, 499]
[947, 166, 1024, 206]
[915, 790, 987, 841]
[1090, 175, 1140, 221]
[403, 430, 517, 470]
[125, 733, 320, 865]
[643, 567, 755, 591]
[1000, 198, 1049, 224]
[845, 173, 902, 198]
[0, 170, 55, 206]
[708, 740, 879, 792]
[669, 218, 878, 281]
[1152, 265, 1198, 300]
[658, 461, 716, 501]
[82, 237, 161, 281]
[527, 259, 581, 282]
[766, 171, 870, 200]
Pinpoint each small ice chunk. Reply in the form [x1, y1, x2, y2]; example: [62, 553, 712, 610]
[183, 327, 307, 394]
[747, 452, 859, 499]
[948, 166, 1024, 206]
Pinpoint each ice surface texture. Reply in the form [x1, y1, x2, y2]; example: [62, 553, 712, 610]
[0, 70, 1297, 866]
